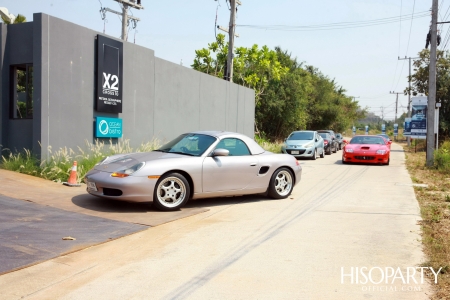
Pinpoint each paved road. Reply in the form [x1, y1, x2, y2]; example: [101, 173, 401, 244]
[0, 143, 429, 299]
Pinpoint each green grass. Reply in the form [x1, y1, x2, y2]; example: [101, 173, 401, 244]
[1, 139, 161, 184]
[434, 141, 450, 174]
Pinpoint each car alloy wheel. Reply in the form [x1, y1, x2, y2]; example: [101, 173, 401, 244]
[153, 173, 190, 211]
[311, 148, 317, 160]
[268, 168, 294, 199]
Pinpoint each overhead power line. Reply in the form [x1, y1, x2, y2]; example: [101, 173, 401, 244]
[237, 11, 429, 31]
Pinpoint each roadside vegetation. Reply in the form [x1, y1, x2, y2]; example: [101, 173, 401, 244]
[403, 139, 450, 298]
[0, 139, 160, 184]
[192, 34, 365, 140]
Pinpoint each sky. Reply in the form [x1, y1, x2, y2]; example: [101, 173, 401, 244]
[1, 0, 442, 121]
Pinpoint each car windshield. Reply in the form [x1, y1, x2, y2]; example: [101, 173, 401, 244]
[336, 134, 342, 138]
[350, 136, 385, 145]
[155, 133, 217, 156]
[377, 134, 389, 140]
[287, 132, 313, 140]
[318, 133, 329, 139]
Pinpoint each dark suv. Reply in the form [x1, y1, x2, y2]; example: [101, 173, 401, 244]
[318, 132, 337, 154]
[317, 130, 339, 152]
[335, 133, 344, 150]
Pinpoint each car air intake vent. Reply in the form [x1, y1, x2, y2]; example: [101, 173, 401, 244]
[361, 147, 370, 150]
[259, 166, 270, 174]
[103, 188, 123, 196]
[354, 156, 375, 160]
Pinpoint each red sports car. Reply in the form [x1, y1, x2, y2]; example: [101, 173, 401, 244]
[342, 135, 390, 165]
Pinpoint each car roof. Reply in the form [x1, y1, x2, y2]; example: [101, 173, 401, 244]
[187, 131, 265, 155]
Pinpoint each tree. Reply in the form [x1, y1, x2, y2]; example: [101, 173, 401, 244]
[1, 14, 26, 24]
[192, 36, 365, 140]
[192, 34, 288, 135]
[408, 49, 450, 138]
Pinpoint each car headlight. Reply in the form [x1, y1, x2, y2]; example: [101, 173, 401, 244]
[111, 162, 146, 178]
[346, 148, 354, 153]
[376, 150, 387, 155]
[304, 142, 314, 148]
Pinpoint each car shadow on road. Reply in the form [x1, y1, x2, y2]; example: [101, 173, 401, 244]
[71, 194, 153, 213]
[185, 194, 279, 209]
[71, 193, 278, 213]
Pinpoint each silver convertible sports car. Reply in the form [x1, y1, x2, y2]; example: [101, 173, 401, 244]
[85, 131, 302, 211]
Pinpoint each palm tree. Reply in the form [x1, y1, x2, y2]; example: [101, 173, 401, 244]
[1, 13, 26, 24]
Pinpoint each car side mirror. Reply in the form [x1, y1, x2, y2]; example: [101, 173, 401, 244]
[212, 148, 229, 156]
[343, 139, 348, 144]
[315, 138, 318, 142]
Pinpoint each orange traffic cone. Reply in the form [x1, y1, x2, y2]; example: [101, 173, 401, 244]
[63, 161, 81, 187]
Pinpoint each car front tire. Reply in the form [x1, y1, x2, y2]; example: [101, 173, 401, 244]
[153, 172, 190, 211]
[268, 168, 294, 199]
[311, 148, 317, 160]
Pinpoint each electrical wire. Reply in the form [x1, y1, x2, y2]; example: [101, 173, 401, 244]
[404, 0, 416, 56]
[237, 11, 429, 31]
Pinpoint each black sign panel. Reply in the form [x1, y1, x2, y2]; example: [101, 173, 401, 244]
[96, 35, 123, 113]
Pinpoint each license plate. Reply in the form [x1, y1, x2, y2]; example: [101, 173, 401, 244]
[291, 151, 299, 154]
[87, 181, 97, 191]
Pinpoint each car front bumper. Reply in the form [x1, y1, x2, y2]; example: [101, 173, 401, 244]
[282, 147, 315, 158]
[342, 152, 389, 164]
[84, 169, 157, 202]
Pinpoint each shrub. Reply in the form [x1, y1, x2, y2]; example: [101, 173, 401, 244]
[434, 141, 450, 174]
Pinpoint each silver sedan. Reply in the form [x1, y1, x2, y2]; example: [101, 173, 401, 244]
[85, 131, 302, 211]
[281, 130, 325, 160]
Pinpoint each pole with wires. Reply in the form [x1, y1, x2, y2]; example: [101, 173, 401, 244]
[398, 56, 419, 146]
[226, 0, 237, 82]
[427, 0, 438, 167]
[390, 91, 402, 141]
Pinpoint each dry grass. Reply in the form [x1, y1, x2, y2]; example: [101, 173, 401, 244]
[403, 140, 450, 299]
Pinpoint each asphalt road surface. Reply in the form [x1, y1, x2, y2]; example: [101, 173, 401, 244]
[0, 143, 429, 299]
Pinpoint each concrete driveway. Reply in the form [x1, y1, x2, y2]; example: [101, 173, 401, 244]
[0, 143, 429, 299]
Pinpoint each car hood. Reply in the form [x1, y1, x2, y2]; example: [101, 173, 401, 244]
[93, 151, 191, 172]
[285, 139, 314, 147]
[345, 144, 388, 153]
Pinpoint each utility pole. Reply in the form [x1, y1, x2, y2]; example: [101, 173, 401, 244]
[101, 0, 143, 41]
[389, 91, 401, 125]
[427, 0, 438, 167]
[398, 56, 419, 146]
[225, 0, 242, 82]
[390, 91, 402, 141]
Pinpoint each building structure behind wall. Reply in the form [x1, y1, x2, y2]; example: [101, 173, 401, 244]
[0, 13, 255, 160]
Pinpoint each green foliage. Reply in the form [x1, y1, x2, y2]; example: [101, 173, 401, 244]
[1, 139, 161, 184]
[192, 38, 365, 140]
[434, 141, 450, 173]
[1, 14, 26, 24]
[254, 135, 282, 153]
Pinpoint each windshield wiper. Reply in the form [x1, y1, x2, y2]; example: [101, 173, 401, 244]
[168, 151, 195, 156]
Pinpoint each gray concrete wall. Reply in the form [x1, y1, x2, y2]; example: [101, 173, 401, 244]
[1, 22, 34, 155]
[1, 13, 255, 160]
[0, 23, 5, 154]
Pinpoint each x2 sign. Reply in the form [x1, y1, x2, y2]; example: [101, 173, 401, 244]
[96, 35, 123, 113]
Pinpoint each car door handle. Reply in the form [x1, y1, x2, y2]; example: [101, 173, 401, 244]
[250, 163, 257, 166]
